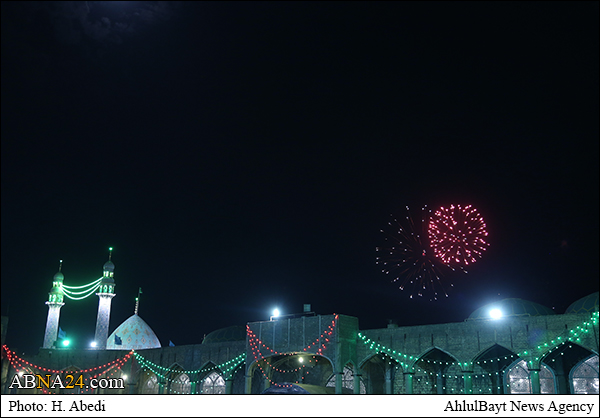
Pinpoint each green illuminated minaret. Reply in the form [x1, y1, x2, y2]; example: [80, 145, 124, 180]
[94, 248, 116, 349]
[43, 261, 65, 349]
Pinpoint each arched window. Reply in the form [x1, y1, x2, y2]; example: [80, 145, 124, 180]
[571, 355, 599, 394]
[201, 372, 225, 394]
[506, 360, 555, 394]
[141, 373, 159, 394]
[170, 373, 191, 394]
[326, 366, 366, 394]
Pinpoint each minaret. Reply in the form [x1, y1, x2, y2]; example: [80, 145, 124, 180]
[43, 261, 66, 348]
[94, 247, 116, 349]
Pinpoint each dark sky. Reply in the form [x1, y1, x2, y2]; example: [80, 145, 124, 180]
[2, 1, 598, 354]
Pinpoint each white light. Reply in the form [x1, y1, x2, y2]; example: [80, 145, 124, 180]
[299, 357, 304, 363]
[90, 341, 97, 348]
[123, 374, 128, 380]
[272, 308, 280, 317]
[490, 309, 503, 319]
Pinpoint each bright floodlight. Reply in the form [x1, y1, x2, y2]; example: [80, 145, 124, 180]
[298, 357, 304, 363]
[490, 308, 503, 319]
[272, 308, 280, 317]
[62, 339, 71, 347]
[90, 341, 97, 348]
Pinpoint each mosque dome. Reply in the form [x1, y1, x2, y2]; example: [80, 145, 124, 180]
[106, 314, 161, 350]
[103, 260, 115, 272]
[53, 271, 64, 280]
[468, 298, 555, 321]
[202, 326, 246, 344]
[565, 292, 599, 314]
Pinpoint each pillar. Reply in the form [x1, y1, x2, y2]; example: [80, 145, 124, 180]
[245, 373, 252, 394]
[436, 371, 446, 394]
[462, 371, 473, 394]
[225, 378, 234, 394]
[384, 365, 395, 394]
[353, 364, 362, 394]
[335, 371, 343, 394]
[529, 369, 541, 394]
[404, 372, 414, 394]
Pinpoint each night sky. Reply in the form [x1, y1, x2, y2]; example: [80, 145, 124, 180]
[2, 1, 598, 355]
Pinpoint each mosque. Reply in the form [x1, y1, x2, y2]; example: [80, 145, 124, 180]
[1, 252, 598, 395]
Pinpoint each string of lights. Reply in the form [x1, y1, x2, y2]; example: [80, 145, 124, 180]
[245, 314, 338, 357]
[60, 278, 103, 300]
[132, 351, 245, 376]
[358, 310, 598, 376]
[2, 346, 133, 394]
[132, 351, 246, 394]
[2, 345, 133, 374]
[244, 315, 338, 388]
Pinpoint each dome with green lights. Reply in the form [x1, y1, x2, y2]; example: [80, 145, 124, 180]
[468, 298, 556, 320]
[202, 326, 246, 344]
[565, 292, 599, 314]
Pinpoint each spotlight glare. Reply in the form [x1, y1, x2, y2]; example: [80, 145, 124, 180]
[490, 309, 502, 319]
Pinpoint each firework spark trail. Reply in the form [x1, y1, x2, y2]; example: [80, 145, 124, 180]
[428, 204, 490, 268]
[376, 205, 454, 300]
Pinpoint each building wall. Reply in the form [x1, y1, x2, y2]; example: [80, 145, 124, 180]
[2, 311, 598, 394]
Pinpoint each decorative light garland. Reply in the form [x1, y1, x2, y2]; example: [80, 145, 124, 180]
[357, 311, 598, 391]
[2, 345, 133, 394]
[132, 350, 246, 394]
[60, 278, 103, 300]
[245, 315, 338, 388]
[358, 310, 598, 371]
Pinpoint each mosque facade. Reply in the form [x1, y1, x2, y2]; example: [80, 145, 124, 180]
[1, 256, 598, 395]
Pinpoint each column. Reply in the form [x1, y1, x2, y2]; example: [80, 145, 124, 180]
[335, 371, 343, 394]
[462, 371, 473, 394]
[225, 378, 234, 394]
[436, 371, 445, 394]
[529, 369, 541, 394]
[353, 364, 362, 394]
[244, 373, 252, 394]
[404, 372, 414, 394]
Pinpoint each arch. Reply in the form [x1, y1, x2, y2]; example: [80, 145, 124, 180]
[247, 351, 334, 392]
[471, 344, 519, 394]
[570, 354, 599, 394]
[411, 347, 461, 394]
[504, 359, 556, 394]
[359, 352, 398, 394]
[541, 341, 597, 394]
[164, 364, 191, 394]
[60, 365, 83, 395]
[200, 371, 226, 394]
[138, 370, 159, 394]
[325, 363, 366, 394]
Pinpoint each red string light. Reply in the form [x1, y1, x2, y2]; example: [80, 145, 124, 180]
[2, 345, 133, 395]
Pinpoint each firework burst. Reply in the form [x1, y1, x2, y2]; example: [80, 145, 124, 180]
[428, 204, 490, 268]
[376, 206, 457, 300]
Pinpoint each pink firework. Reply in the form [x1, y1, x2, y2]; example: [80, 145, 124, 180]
[428, 204, 490, 267]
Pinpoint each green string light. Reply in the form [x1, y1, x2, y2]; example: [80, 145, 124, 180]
[358, 310, 598, 374]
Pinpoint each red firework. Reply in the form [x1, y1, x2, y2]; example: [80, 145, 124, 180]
[428, 204, 489, 267]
